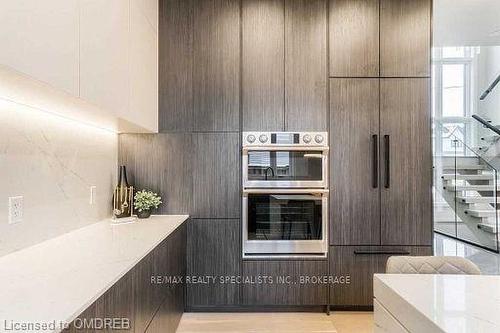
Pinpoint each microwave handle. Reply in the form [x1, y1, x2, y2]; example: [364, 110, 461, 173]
[242, 189, 329, 194]
[242, 146, 329, 152]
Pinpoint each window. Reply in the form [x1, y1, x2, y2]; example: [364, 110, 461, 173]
[432, 47, 478, 156]
[442, 64, 465, 117]
[442, 46, 465, 58]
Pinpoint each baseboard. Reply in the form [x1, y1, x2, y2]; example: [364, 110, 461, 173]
[329, 305, 373, 312]
[185, 305, 327, 312]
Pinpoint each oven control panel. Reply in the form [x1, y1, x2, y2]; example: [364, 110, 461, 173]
[243, 132, 328, 147]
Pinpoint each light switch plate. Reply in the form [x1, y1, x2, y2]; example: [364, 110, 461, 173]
[9, 196, 23, 224]
[89, 186, 96, 205]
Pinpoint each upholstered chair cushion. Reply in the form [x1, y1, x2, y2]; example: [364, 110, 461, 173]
[386, 256, 481, 275]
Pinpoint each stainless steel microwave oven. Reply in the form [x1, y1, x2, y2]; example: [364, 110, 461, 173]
[241, 132, 329, 258]
[242, 132, 328, 189]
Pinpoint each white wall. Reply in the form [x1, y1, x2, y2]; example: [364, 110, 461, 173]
[474, 46, 500, 164]
[477, 46, 500, 124]
[0, 0, 159, 256]
[0, 99, 117, 257]
[434, 0, 500, 47]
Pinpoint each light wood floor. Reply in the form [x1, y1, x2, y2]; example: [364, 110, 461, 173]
[176, 312, 373, 333]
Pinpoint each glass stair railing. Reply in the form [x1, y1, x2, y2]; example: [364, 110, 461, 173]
[433, 121, 500, 252]
[470, 114, 500, 167]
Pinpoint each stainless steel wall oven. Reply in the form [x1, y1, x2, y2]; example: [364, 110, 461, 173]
[242, 132, 329, 258]
[243, 132, 328, 188]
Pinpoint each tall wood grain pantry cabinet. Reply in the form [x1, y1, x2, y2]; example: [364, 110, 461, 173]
[329, 0, 432, 307]
[127, 0, 433, 310]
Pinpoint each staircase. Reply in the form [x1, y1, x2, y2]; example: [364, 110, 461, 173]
[433, 116, 500, 251]
[438, 157, 500, 242]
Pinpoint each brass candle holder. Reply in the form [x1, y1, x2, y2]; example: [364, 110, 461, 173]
[113, 185, 134, 218]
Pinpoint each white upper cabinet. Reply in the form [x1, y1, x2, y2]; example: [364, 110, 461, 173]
[131, 0, 159, 33]
[0, 0, 158, 133]
[79, 0, 130, 121]
[129, 0, 158, 131]
[0, 0, 79, 96]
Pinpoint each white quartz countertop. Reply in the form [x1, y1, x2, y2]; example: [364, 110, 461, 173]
[0, 215, 189, 332]
[374, 274, 500, 332]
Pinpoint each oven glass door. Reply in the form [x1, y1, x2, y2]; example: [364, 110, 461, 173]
[243, 191, 328, 256]
[244, 148, 327, 188]
[247, 192, 323, 241]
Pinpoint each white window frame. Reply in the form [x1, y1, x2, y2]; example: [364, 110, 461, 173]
[433, 47, 475, 156]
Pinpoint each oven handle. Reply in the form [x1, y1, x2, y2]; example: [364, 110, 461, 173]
[242, 189, 329, 194]
[243, 146, 329, 152]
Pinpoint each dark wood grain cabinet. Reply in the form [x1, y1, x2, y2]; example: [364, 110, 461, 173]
[242, 260, 328, 306]
[136, 225, 187, 332]
[330, 78, 381, 245]
[144, 284, 184, 333]
[242, 0, 285, 131]
[285, 0, 328, 131]
[329, 78, 432, 247]
[192, 133, 240, 219]
[329, 0, 379, 77]
[241, 0, 327, 132]
[192, 0, 240, 132]
[119, 133, 240, 220]
[146, 226, 186, 332]
[66, 273, 136, 333]
[118, 134, 193, 215]
[380, 0, 431, 77]
[159, 0, 240, 132]
[120, 0, 433, 313]
[328, 0, 430, 78]
[134, 254, 163, 332]
[329, 245, 432, 307]
[186, 219, 241, 307]
[327, 0, 431, 307]
[158, 0, 194, 132]
[380, 79, 432, 246]
[67, 224, 186, 333]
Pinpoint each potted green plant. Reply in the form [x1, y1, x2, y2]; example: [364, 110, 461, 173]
[134, 190, 162, 219]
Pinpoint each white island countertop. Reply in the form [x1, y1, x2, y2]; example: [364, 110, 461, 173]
[374, 274, 500, 333]
[0, 215, 189, 332]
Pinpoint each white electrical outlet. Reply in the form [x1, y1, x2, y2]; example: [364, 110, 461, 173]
[8, 196, 23, 224]
[89, 186, 96, 205]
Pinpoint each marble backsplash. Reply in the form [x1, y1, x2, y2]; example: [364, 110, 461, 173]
[0, 99, 117, 256]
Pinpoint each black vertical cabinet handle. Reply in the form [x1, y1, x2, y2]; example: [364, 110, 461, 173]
[384, 135, 390, 188]
[372, 135, 378, 188]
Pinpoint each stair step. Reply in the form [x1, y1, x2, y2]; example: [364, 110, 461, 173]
[470, 146, 489, 152]
[481, 135, 500, 143]
[477, 223, 498, 234]
[444, 185, 500, 191]
[441, 174, 495, 181]
[442, 165, 488, 171]
[464, 209, 498, 218]
[457, 196, 500, 203]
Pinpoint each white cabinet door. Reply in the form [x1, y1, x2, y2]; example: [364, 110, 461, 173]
[0, 0, 79, 95]
[129, 0, 158, 131]
[131, 0, 158, 33]
[79, 0, 130, 117]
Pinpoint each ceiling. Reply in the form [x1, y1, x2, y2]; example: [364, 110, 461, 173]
[434, 0, 500, 46]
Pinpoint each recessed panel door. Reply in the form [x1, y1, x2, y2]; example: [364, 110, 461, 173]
[330, 79, 380, 245]
[380, 79, 432, 246]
